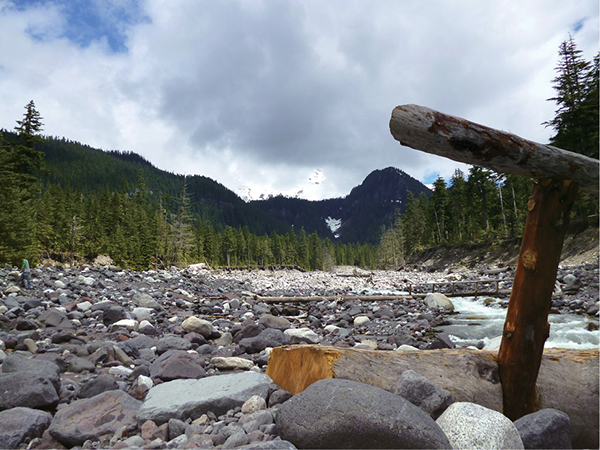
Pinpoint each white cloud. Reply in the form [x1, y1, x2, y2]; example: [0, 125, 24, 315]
[0, 0, 597, 200]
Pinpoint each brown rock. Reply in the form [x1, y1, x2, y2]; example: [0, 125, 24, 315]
[141, 420, 169, 442]
[48, 390, 142, 447]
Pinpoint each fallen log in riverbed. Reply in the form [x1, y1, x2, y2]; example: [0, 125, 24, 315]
[266, 345, 599, 449]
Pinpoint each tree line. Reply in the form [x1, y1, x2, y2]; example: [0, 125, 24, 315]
[0, 110, 377, 271]
[378, 36, 599, 269]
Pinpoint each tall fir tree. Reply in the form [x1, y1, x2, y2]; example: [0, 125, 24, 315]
[544, 36, 598, 158]
[0, 101, 46, 264]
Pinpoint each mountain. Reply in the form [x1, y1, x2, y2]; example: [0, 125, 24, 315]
[8, 132, 431, 244]
[8, 134, 290, 235]
[250, 167, 431, 244]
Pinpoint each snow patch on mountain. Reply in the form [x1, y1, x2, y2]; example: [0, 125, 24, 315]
[325, 217, 342, 239]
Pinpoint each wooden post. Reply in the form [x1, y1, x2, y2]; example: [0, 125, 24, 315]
[497, 178, 578, 420]
[389, 104, 598, 420]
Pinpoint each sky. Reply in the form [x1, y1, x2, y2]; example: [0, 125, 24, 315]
[1, 0, 598, 200]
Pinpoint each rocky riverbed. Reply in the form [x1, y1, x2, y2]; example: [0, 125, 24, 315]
[0, 260, 597, 449]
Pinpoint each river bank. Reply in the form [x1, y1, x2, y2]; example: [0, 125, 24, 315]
[0, 257, 598, 448]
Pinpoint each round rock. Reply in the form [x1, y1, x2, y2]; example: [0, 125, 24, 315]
[276, 378, 450, 449]
[436, 402, 524, 449]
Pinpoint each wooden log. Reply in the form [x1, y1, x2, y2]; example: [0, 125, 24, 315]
[497, 179, 579, 420]
[266, 345, 599, 449]
[389, 104, 599, 192]
[256, 291, 511, 303]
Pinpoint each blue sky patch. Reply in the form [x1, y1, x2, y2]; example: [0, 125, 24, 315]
[17, 0, 148, 52]
[572, 18, 585, 33]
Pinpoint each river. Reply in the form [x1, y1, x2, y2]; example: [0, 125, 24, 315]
[440, 296, 600, 350]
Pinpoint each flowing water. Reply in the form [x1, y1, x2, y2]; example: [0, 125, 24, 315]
[440, 296, 600, 350]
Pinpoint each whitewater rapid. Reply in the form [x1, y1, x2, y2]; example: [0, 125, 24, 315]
[441, 296, 599, 350]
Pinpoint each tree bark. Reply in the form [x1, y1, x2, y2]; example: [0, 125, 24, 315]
[389, 104, 599, 192]
[497, 179, 579, 421]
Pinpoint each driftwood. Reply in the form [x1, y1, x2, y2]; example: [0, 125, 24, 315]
[266, 345, 599, 449]
[389, 104, 599, 192]
[389, 104, 599, 422]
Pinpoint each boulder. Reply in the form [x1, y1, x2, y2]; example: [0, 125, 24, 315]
[233, 324, 264, 343]
[0, 371, 59, 410]
[149, 350, 206, 381]
[395, 369, 454, 419]
[258, 314, 291, 331]
[37, 308, 74, 328]
[284, 328, 320, 344]
[276, 378, 450, 449]
[181, 316, 214, 337]
[436, 402, 523, 449]
[424, 293, 455, 311]
[211, 356, 254, 371]
[155, 335, 192, 354]
[353, 316, 371, 327]
[132, 292, 161, 310]
[0, 407, 53, 449]
[137, 372, 272, 425]
[2, 353, 61, 391]
[514, 408, 572, 449]
[238, 328, 289, 354]
[49, 390, 142, 447]
[428, 331, 456, 349]
[79, 375, 119, 398]
[241, 395, 267, 414]
[132, 307, 154, 321]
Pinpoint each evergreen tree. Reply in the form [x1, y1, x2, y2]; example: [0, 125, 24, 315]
[447, 169, 470, 242]
[467, 166, 494, 236]
[170, 177, 195, 266]
[430, 176, 449, 243]
[401, 192, 429, 256]
[13, 100, 46, 183]
[0, 102, 46, 264]
[544, 36, 598, 158]
[378, 212, 405, 269]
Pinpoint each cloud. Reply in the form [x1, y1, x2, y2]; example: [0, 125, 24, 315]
[0, 0, 598, 200]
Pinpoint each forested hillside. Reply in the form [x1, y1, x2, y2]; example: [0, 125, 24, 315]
[3, 132, 291, 236]
[0, 108, 377, 270]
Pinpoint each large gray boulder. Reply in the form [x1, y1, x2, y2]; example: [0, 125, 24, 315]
[0, 371, 59, 411]
[48, 390, 142, 447]
[424, 293, 455, 311]
[137, 372, 272, 426]
[395, 369, 454, 419]
[0, 407, 53, 449]
[436, 402, 523, 449]
[2, 353, 61, 391]
[514, 408, 572, 449]
[275, 378, 450, 449]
